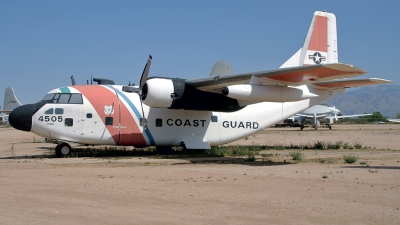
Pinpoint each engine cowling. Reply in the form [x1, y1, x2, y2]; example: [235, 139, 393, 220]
[142, 78, 177, 108]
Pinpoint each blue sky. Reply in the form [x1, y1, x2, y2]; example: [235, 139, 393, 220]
[1, 1, 399, 105]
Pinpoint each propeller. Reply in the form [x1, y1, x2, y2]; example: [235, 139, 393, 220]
[333, 106, 338, 122]
[122, 55, 153, 128]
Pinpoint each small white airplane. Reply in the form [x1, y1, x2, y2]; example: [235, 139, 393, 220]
[387, 118, 400, 123]
[285, 105, 372, 130]
[9, 11, 392, 157]
[0, 87, 22, 126]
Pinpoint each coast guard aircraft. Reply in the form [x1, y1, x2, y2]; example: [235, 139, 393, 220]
[285, 105, 372, 130]
[9, 11, 392, 157]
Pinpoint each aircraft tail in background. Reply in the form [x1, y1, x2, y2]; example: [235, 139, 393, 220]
[1, 87, 22, 115]
[280, 11, 338, 68]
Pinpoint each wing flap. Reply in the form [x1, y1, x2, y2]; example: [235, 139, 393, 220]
[186, 63, 366, 93]
[312, 78, 393, 89]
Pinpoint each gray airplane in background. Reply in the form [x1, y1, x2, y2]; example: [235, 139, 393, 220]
[285, 105, 372, 130]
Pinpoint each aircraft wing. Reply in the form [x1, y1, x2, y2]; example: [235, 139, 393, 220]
[296, 114, 327, 118]
[312, 78, 393, 89]
[325, 113, 372, 120]
[0, 110, 12, 115]
[186, 63, 366, 93]
[388, 119, 400, 123]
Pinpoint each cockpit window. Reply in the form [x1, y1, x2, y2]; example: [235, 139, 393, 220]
[58, 94, 70, 104]
[42, 94, 55, 101]
[53, 94, 60, 103]
[45, 108, 53, 114]
[41, 93, 83, 104]
[69, 94, 83, 104]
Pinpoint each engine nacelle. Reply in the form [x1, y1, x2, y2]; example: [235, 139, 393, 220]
[221, 85, 318, 102]
[140, 77, 242, 112]
[142, 78, 177, 108]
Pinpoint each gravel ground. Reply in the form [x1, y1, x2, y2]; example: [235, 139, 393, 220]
[0, 124, 399, 225]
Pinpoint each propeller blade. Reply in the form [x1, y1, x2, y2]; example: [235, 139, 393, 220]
[139, 97, 147, 129]
[334, 106, 338, 121]
[139, 55, 152, 88]
[122, 54, 152, 128]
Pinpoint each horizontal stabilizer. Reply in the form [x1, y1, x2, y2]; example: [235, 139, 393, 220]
[312, 78, 393, 89]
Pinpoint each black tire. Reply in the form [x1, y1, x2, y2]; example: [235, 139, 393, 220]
[300, 124, 304, 130]
[55, 143, 72, 158]
[156, 146, 174, 155]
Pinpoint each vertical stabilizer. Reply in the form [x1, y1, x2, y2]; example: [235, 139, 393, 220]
[300, 11, 338, 65]
[280, 11, 338, 68]
[210, 61, 233, 77]
[3, 87, 22, 111]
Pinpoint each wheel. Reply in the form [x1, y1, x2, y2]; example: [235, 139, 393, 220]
[55, 143, 72, 158]
[300, 124, 304, 130]
[156, 146, 174, 155]
[329, 125, 332, 130]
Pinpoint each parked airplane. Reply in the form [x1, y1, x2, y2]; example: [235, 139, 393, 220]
[9, 11, 392, 157]
[387, 119, 400, 123]
[0, 87, 22, 126]
[285, 105, 372, 130]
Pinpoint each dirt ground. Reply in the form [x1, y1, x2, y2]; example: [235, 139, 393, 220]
[0, 124, 400, 225]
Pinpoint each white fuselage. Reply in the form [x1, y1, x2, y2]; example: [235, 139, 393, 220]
[29, 84, 342, 148]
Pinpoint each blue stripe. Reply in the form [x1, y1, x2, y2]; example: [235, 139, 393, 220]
[110, 86, 155, 146]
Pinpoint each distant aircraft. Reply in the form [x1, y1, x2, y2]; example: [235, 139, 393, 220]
[8, 11, 392, 157]
[0, 87, 22, 126]
[387, 119, 400, 123]
[285, 105, 372, 130]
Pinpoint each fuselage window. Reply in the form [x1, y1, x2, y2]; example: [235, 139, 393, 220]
[86, 113, 92, 118]
[211, 115, 218, 122]
[69, 94, 83, 104]
[156, 119, 162, 127]
[58, 94, 70, 104]
[55, 108, 64, 114]
[65, 118, 73, 127]
[45, 108, 53, 114]
[105, 117, 113, 125]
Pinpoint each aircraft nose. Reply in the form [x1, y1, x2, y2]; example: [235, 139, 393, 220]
[9, 104, 36, 132]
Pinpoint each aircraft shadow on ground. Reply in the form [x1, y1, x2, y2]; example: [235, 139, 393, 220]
[187, 158, 294, 167]
[340, 165, 400, 170]
[0, 146, 295, 167]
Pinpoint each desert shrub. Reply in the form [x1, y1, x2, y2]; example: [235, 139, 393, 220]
[314, 141, 326, 150]
[342, 142, 351, 149]
[353, 140, 362, 149]
[289, 151, 304, 161]
[343, 154, 358, 164]
[326, 141, 342, 149]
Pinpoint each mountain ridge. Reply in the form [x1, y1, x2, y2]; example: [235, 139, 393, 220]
[323, 85, 400, 118]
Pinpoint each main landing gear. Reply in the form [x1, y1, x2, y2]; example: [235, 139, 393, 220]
[55, 143, 72, 158]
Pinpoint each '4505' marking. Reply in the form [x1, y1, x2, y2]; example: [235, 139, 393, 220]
[38, 116, 63, 122]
